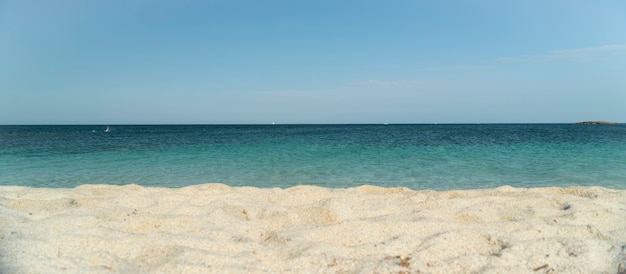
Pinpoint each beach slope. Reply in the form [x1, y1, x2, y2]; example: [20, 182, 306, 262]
[1, 184, 625, 273]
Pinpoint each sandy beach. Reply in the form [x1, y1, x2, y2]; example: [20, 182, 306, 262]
[1, 184, 624, 273]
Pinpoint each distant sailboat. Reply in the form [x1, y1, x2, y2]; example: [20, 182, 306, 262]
[104, 126, 111, 132]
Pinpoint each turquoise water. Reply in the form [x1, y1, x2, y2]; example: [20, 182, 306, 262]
[1, 124, 625, 190]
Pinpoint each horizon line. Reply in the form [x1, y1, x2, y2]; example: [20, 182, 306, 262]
[1, 121, 623, 126]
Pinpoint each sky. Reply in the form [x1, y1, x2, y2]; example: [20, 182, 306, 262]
[1, 0, 625, 124]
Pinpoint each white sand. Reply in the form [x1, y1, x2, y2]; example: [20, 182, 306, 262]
[1, 184, 625, 273]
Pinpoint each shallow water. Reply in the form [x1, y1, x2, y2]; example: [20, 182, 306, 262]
[1, 124, 625, 190]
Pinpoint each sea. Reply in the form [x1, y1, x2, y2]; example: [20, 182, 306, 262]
[1, 124, 625, 190]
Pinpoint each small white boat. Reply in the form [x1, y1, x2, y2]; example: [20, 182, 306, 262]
[104, 126, 111, 132]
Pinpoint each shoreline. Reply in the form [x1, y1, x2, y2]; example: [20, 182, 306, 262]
[1, 184, 625, 273]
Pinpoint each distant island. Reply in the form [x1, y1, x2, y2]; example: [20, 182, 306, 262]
[575, 121, 620, 125]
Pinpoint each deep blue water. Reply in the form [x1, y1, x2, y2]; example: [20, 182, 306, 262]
[1, 124, 625, 190]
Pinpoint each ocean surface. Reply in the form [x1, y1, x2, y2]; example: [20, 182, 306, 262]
[1, 124, 625, 190]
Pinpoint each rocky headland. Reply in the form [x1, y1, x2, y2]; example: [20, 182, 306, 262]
[575, 121, 620, 125]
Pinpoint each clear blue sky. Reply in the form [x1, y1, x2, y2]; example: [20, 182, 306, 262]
[1, 0, 625, 124]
